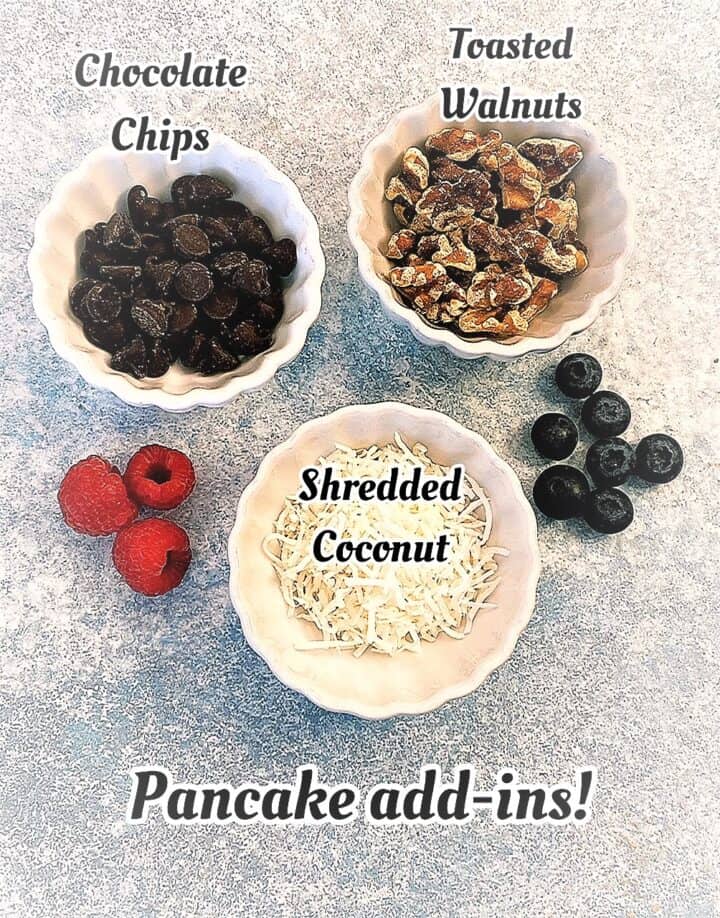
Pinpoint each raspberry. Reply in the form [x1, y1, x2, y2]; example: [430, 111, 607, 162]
[123, 445, 196, 510]
[58, 456, 138, 536]
[112, 519, 191, 596]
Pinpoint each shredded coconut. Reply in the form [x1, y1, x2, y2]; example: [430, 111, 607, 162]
[262, 434, 507, 655]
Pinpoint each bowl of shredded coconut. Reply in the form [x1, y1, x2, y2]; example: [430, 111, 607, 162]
[229, 402, 539, 718]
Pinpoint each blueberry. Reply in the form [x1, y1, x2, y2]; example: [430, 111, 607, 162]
[555, 353, 602, 398]
[635, 434, 683, 484]
[533, 466, 590, 520]
[581, 390, 631, 437]
[531, 413, 578, 460]
[584, 488, 634, 533]
[585, 437, 635, 487]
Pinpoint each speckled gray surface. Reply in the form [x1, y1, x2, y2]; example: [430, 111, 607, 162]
[2, 1, 720, 915]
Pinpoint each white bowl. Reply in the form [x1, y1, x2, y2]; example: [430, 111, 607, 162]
[228, 402, 540, 719]
[347, 91, 634, 361]
[28, 136, 325, 411]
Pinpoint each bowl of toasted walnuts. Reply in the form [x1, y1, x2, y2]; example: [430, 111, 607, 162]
[348, 91, 633, 361]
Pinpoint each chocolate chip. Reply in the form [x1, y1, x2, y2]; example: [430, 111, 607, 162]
[83, 282, 122, 323]
[253, 298, 284, 329]
[104, 213, 141, 252]
[263, 238, 297, 276]
[146, 340, 172, 377]
[69, 277, 97, 319]
[161, 213, 199, 234]
[168, 302, 197, 335]
[80, 249, 116, 277]
[200, 215, 237, 252]
[111, 337, 147, 378]
[173, 223, 211, 260]
[145, 258, 179, 296]
[171, 175, 195, 211]
[140, 233, 170, 259]
[174, 262, 214, 302]
[181, 331, 208, 369]
[98, 264, 143, 290]
[225, 320, 270, 356]
[235, 215, 273, 255]
[213, 250, 248, 281]
[131, 299, 171, 337]
[188, 174, 233, 204]
[127, 185, 164, 230]
[232, 258, 271, 299]
[202, 287, 238, 321]
[203, 337, 239, 374]
[84, 319, 127, 353]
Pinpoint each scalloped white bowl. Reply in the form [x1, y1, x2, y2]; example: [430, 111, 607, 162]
[348, 91, 634, 361]
[28, 136, 325, 411]
[228, 402, 540, 719]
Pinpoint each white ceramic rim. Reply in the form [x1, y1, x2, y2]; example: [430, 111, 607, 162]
[347, 90, 636, 361]
[228, 401, 541, 718]
[28, 136, 326, 411]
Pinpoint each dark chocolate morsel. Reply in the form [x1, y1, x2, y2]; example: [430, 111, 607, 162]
[110, 336, 148, 379]
[130, 298, 171, 337]
[174, 262, 214, 302]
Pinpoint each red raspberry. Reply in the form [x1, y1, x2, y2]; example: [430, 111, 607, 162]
[123, 445, 196, 510]
[58, 456, 138, 536]
[112, 518, 191, 596]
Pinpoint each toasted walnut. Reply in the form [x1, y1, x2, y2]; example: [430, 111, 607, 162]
[458, 308, 528, 338]
[389, 262, 446, 289]
[536, 240, 587, 275]
[386, 230, 417, 260]
[430, 156, 468, 183]
[498, 148, 543, 210]
[431, 204, 476, 233]
[467, 221, 523, 264]
[426, 128, 479, 161]
[466, 266, 501, 309]
[401, 147, 430, 190]
[518, 277, 559, 321]
[441, 279, 468, 302]
[508, 226, 552, 261]
[393, 202, 413, 227]
[415, 183, 455, 216]
[409, 212, 433, 234]
[416, 234, 442, 260]
[492, 266, 534, 306]
[477, 129, 503, 154]
[385, 175, 421, 206]
[442, 297, 468, 318]
[535, 191, 579, 242]
[431, 232, 476, 273]
[517, 138, 583, 188]
[383, 131, 588, 340]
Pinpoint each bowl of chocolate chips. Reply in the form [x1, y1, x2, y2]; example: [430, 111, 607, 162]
[348, 91, 633, 360]
[29, 137, 325, 410]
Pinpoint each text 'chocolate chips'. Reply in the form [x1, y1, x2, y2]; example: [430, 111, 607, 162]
[70, 174, 298, 378]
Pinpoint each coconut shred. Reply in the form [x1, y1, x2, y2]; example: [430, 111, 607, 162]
[262, 434, 507, 656]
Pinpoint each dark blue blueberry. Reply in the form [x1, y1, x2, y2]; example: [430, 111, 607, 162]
[531, 413, 578, 460]
[581, 390, 631, 438]
[555, 353, 602, 398]
[533, 465, 590, 520]
[585, 437, 635, 487]
[635, 434, 683, 484]
[584, 488, 634, 533]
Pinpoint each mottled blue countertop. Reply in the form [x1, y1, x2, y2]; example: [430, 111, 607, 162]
[1, 1, 719, 915]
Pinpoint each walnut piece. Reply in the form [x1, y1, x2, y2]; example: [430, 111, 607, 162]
[382, 128, 588, 340]
[517, 138, 583, 188]
[425, 128, 479, 161]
